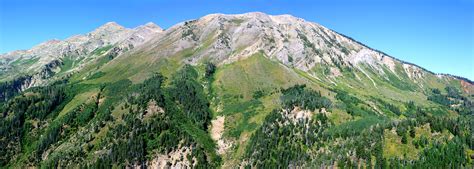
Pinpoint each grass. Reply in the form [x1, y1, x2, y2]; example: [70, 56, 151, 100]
[381, 66, 417, 92]
[58, 89, 99, 117]
[58, 56, 85, 75]
[69, 54, 115, 83]
[248, 93, 280, 124]
[91, 45, 113, 56]
[326, 116, 387, 137]
[58, 57, 75, 74]
[327, 64, 433, 109]
[0, 57, 40, 82]
[66, 45, 113, 81]
[194, 30, 217, 54]
[414, 124, 432, 139]
[212, 52, 313, 139]
[222, 99, 261, 138]
[10, 57, 40, 66]
[231, 19, 245, 25]
[213, 52, 307, 100]
[88, 47, 191, 84]
[328, 108, 353, 125]
[383, 128, 419, 160]
[383, 123, 455, 161]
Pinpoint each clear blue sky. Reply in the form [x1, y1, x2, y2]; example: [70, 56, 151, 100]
[1, 0, 473, 80]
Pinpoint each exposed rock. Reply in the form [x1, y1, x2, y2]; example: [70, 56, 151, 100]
[281, 107, 315, 124]
[403, 63, 424, 81]
[145, 146, 196, 169]
[0, 21, 162, 88]
[144, 99, 165, 118]
[1, 12, 470, 96]
[460, 80, 474, 94]
[330, 67, 342, 77]
[210, 116, 232, 154]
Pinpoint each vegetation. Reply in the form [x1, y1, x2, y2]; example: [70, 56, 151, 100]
[1, 53, 472, 168]
[241, 86, 472, 168]
[280, 84, 332, 111]
[0, 75, 31, 102]
[0, 65, 223, 168]
[0, 81, 67, 166]
[242, 85, 332, 168]
[428, 86, 473, 115]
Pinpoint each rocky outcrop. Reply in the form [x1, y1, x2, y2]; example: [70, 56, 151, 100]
[1, 12, 470, 92]
[131, 146, 196, 169]
[0, 21, 163, 89]
[120, 12, 468, 87]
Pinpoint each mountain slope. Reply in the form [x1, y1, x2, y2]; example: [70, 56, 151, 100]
[0, 22, 163, 91]
[0, 12, 472, 168]
[81, 12, 473, 103]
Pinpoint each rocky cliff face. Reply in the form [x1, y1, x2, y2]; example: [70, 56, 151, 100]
[101, 12, 471, 93]
[1, 12, 472, 92]
[133, 12, 402, 71]
[0, 21, 163, 89]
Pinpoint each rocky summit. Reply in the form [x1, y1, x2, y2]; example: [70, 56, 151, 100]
[0, 12, 472, 168]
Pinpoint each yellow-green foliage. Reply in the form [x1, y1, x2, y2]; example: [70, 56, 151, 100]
[58, 89, 99, 117]
[328, 108, 353, 125]
[83, 48, 191, 84]
[383, 128, 419, 160]
[213, 52, 307, 101]
[383, 123, 455, 161]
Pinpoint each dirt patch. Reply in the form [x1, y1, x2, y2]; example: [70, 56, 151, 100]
[460, 80, 474, 95]
[144, 99, 164, 118]
[211, 116, 232, 154]
[211, 116, 225, 141]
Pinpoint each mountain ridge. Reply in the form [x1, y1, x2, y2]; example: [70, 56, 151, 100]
[331, 29, 474, 85]
[1, 12, 470, 83]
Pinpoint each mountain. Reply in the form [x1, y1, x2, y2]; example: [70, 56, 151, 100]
[1, 12, 472, 168]
[0, 21, 163, 90]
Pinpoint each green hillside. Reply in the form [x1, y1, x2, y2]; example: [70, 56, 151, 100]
[0, 13, 473, 168]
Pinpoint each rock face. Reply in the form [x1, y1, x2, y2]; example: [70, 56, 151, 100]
[1, 12, 471, 91]
[140, 12, 397, 72]
[146, 146, 195, 169]
[0, 21, 163, 88]
[106, 12, 471, 88]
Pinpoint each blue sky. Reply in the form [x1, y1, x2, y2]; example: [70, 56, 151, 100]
[0, 0, 473, 79]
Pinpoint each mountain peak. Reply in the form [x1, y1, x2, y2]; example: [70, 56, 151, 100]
[144, 22, 158, 27]
[240, 11, 269, 17]
[198, 12, 304, 26]
[200, 12, 271, 20]
[140, 22, 163, 31]
[91, 21, 126, 34]
[102, 21, 123, 28]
